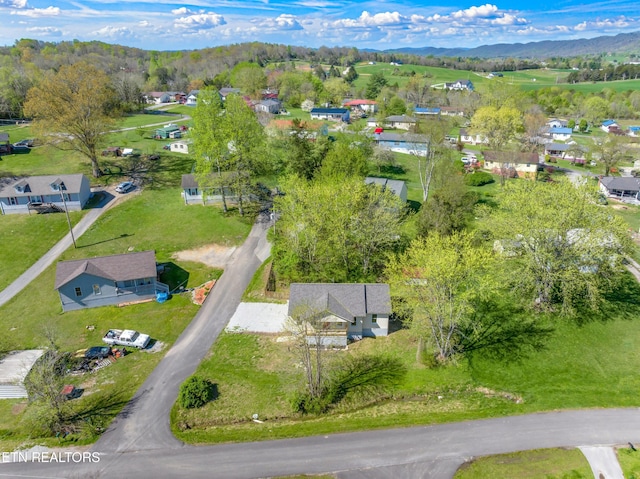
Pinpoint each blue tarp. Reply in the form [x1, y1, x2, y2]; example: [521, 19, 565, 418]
[156, 291, 169, 303]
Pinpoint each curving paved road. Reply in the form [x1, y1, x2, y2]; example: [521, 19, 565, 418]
[1, 408, 640, 478]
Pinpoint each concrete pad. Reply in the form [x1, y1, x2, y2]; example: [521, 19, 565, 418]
[579, 446, 624, 479]
[0, 350, 44, 383]
[226, 302, 288, 333]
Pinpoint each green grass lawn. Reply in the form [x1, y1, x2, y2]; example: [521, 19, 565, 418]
[172, 271, 640, 445]
[0, 210, 84, 291]
[617, 446, 640, 478]
[454, 448, 592, 478]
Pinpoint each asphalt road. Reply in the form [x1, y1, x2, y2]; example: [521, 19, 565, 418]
[2, 408, 640, 478]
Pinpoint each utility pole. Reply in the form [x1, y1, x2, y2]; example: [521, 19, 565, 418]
[60, 190, 77, 248]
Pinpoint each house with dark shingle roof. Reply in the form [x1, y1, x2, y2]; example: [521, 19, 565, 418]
[483, 151, 540, 179]
[310, 108, 350, 122]
[55, 251, 169, 312]
[373, 132, 428, 156]
[599, 176, 640, 201]
[288, 283, 392, 346]
[365, 177, 408, 203]
[0, 174, 91, 215]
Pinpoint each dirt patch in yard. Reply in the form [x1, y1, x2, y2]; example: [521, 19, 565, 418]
[173, 244, 236, 268]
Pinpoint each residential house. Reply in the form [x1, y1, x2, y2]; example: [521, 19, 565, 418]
[170, 140, 192, 154]
[601, 120, 619, 133]
[414, 107, 441, 117]
[55, 250, 169, 312]
[459, 128, 488, 145]
[446, 79, 474, 91]
[145, 92, 171, 104]
[547, 119, 568, 129]
[440, 106, 465, 117]
[374, 132, 427, 156]
[219, 88, 241, 101]
[384, 115, 417, 130]
[0, 174, 91, 215]
[255, 99, 282, 114]
[365, 177, 408, 203]
[288, 283, 392, 346]
[599, 176, 640, 201]
[181, 173, 244, 206]
[0, 132, 9, 155]
[185, 90, 199, 106]
[544, 142, 571, 158]
[310, 108, 350, 122]
[628, 126, 640, 137]
[262, 89, 279, 100]
[343, 99, 378, 114]
[483, 151, 540, 179]
[548, 127, 573, 141]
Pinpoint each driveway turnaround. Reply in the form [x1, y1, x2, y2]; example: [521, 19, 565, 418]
[225, 302, 288, 333]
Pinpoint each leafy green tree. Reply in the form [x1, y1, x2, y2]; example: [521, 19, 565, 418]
[24, 62, 118, 178]
[365, 71, 387, 100]
[272, 175, 405, 283]
[192, 92, 266, 216]
[470, 106, 523, 150]
[482, 179, 632, 316]
[344, 65, 358, 83]
[386, 232, 495, 362]
[417, 174, 477, 237]
[320, 77, 350, 106]
[581, 96, 610, 126]
[320, 135, 370, 179]
[385, 96, 407, 116]
[591, 135, 630, 176]
[578, 118, 589, 132]
[230, 62, 266, 98]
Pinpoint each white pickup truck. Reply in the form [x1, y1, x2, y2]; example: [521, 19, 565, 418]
[102, 329, 150, 349]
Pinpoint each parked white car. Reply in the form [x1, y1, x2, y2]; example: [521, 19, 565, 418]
[102, 329, 150, 349]
[115, 181, 134, 193]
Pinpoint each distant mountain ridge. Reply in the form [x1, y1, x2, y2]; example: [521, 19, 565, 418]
[380, 31, 640, 58]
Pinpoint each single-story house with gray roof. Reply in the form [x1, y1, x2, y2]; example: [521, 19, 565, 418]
[374, 132, 428, 156]
[55, 250, 169, 312]
[365, 177, 408, 203]
[310, 108, 350, 122]
[0, 174, 91, 215]
[288, 283, 392, 346]
[599, 176, 640, 201]
[384, 115, 417, 130]
[544, 142, 571, 158]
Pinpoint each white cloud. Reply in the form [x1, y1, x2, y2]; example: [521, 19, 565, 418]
[452, 4, 499, 20]
[0, 0, 27, 7]
[171, 7, 196, 16]
[26, 26, 62, 36]
[93, 25, 136, 40]
[10, 6, 60, 17]
[255, 14, 303, 31]
[174, 12, 226, 31]
[138, 20, 150, 28]
[333, 11, 407, 28]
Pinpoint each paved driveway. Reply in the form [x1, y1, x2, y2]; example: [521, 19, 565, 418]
[0, 350, 44, 398]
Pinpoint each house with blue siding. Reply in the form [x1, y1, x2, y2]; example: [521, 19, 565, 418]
[414, 107, 441, 116]
[0, 174, 91, 215]
[288, 283, 392, 346]
[55, 250, 169, 312]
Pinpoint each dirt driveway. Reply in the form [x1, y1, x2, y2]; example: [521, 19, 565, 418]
[173, 243, 237, 268]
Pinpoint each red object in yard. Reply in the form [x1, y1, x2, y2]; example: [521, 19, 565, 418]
[374, 127, 384, 134]
[61, 385, 75, 397]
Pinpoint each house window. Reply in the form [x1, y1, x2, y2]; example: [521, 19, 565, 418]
[92, 284, 101, 295]
[9, 197, 17, 205]
[123, 280, 134, 288]
[74, 287, 82, 297]
[371, 314, 378, 324]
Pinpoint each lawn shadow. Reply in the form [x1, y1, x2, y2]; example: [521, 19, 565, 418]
[159, 262, 190, 291]
[78, 233, 134, 249]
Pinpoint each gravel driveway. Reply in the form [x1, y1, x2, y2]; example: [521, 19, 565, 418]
[225, 302, 288, 333]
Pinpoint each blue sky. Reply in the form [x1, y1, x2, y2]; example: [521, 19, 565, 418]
[1, 0, 639, 51]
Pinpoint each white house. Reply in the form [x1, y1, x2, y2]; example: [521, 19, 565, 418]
[384, 115, 417, 130]
[374, 132, 427, 157]
[446, 79, 474, 91]
[483, 151, 539, 179]
[601, 120, 619, 133]
[459, 128, 488, 145]
[0, 174, 91, 215]
[343, 99, 378, 114]
[549, 127, 573, 141]
[310, 108, 350, 122]
[170, 140, 192, 154]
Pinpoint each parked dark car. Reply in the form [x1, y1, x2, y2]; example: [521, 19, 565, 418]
[84, 346, 112, 360]
[11, 144, 30, 153]
[14, 139, 34, 147]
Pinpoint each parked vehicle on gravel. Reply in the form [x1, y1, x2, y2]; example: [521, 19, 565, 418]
[102, 329, 150, 349]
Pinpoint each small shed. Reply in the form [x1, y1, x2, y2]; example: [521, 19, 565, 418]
[155, 124, 181, 139]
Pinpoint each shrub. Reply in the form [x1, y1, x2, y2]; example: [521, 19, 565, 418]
[178, 376, 215, 409]
[464, 171, 495, 187]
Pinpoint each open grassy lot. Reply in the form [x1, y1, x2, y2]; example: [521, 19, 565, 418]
[172, 271, 640, 445]
[454, 448, 592, 478]
[617, 446, 640, 478]
[0, 210, 84, 291]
